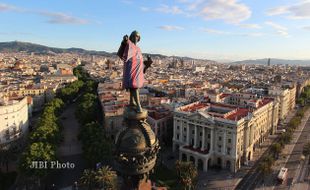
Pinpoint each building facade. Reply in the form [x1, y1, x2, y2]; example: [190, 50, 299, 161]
[0, 97, 29, 148]
[268, 85, 296, 120]
[172, 98, 278, 173]
[146, 106, 173, 144]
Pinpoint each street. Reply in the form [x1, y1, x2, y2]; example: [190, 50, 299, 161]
[254, 109, 310, 190]
[44, 103, 86, 189]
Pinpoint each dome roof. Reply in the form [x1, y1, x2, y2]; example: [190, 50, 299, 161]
[117, 121, 156, 153]
[114, 108, 160, 176]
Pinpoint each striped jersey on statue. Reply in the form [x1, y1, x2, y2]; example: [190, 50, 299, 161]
[122, 40, 145, 89]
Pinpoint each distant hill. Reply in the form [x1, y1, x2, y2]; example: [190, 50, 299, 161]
[0, 41, 217, 64]
[0, 41, 111, 56]
[232, 58, 310, 66]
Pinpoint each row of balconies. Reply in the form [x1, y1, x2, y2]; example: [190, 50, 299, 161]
[2, 129, 22, 142]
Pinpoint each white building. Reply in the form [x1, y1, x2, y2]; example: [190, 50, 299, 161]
[173, 98, 278, 173]
[0, 97, 29, 148]
[195, 66, 205, 73]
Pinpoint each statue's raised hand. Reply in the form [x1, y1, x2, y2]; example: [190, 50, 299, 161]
[122, 35, 129, 44]
[117, 35, 129, 59]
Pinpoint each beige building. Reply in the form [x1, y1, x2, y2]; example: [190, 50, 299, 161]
[97, 81, 128, 140]
[268, 85, 296, 120]
[0, 97, 29, 149]
[7, 84, 56, 112]
[173, 97, 278, 173]
[146, 106, 173, 144]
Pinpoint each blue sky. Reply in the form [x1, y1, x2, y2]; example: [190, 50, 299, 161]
[0, 0, 310, 61]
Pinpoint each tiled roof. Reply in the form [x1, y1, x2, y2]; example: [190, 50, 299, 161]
[225, 108, 249, 121]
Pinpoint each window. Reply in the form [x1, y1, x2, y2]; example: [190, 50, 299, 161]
[177, 126, 180, 130]
[228, 139, 231, 143]
[219, 136, 222, 141]
[227, 148, 231, 155]
[218, 145, 222, 152]
[5, 129, 10, 140]
[192, 130, 195, 135]
[208, 134, 210, 139]
[177, 134, 179, 140]
[200, 132, 202, 136]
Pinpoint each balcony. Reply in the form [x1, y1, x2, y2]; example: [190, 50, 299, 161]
[182, 145, 209, 155]
[5, 129, 22, 141]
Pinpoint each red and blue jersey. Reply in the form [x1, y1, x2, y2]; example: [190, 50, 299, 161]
[122, 40, 144, 89]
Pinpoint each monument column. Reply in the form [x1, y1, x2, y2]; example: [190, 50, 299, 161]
[201, 127, 205, 151]
[180, 121, 183, 143]
[194, 125, 198, 148]
[223, 130, 226, 155]
[210, 128, 214, 153]
[114, 108, 160, 190]
[186, 124, 190, 145]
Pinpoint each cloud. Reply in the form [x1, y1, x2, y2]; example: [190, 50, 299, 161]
[201, 28, 264, 37]
[238, 23, 262, 29]
[265, 21, 289, 37]
[0, 3, 23, 12]
[39, 11, 89, 24]
[241, 33, 264, 37]
[0, 3, 89, 25]
[267, 1, 310, 19]
[0, 32, 32, 35]
[201, 28, 230, 35]
[158, 25, 184, 31]
[140, 7, 150, 12]
[265, 21, 287, 31]
[302, 26, 310, 30]
[199, 0, 252, 23]
[0, 3, 14, 11]
[156, 4, 184, 14]
[266, 6, 289, 16]
[121, 0, 133, 5]
[150, 0, 252, 24]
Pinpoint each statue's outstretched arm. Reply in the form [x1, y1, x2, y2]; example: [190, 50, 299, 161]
[117, 35, 129, 61]
[143, 55, 153, 73]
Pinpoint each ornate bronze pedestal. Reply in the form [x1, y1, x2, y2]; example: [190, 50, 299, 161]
[114, 107, 160, 190]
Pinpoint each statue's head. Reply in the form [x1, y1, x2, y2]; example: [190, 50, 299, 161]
[129, 30, 140, 45]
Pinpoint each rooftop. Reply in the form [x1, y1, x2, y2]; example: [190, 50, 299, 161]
[224, 108, 249, 121]
[180, 102, 209, 112]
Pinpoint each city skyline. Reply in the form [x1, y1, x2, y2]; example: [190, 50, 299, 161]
[0, 0, 310, 61]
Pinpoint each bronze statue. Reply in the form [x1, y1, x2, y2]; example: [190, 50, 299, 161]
[117, 30, 152, 113]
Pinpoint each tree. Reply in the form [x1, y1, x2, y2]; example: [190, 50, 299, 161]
[175, 160, 198, 190]
[19, 142, 56, 182]
[79, 122, 112, 166]
[303, 142, 310, 156]
[271, 143, 282, 159]
[280, 132, 292, 144]
[258, 161, 272, 183]
[45, 98, 64, 115]
[95, 166, 118, 190]
[84, 80, 97, 93]
[297, 98, 305, 106]
[76, 93, 98, 124]
[79, 169, 96, 190]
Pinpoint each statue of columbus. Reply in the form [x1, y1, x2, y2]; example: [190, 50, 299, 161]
[117, 30, 153, 113]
